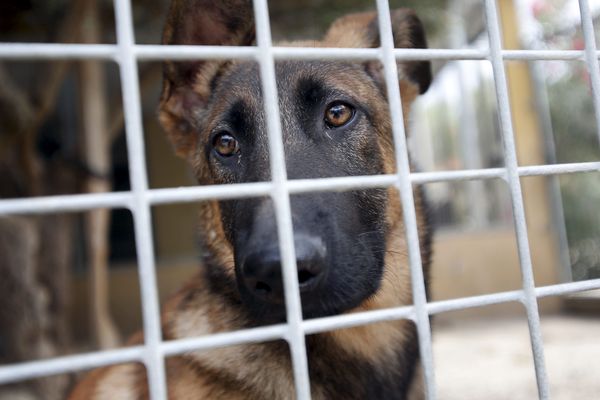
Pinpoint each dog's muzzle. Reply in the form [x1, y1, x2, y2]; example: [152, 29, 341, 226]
[240, 234, 327, 304]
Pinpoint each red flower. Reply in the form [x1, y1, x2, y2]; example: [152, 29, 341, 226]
[532, 0, 549, 18]
[573, 37, 586, 50]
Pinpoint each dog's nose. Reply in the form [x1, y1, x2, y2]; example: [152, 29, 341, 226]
[241, 235, 327, 303]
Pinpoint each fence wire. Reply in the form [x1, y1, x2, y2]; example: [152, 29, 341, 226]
[1, 0, 600, 399]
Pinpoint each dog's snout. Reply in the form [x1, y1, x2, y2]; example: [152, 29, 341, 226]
[242, 249, 284, 302]
[241, 235, 327, 303]
[294, 234, 327, 290]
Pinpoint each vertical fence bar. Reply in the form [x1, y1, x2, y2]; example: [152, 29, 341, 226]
[252, 1, 312, 399]
[515, 0, 573, 284]
[578, 0, 600, 145]
[113, 1, 167, 399]
[483, 0, 549, 399]
[375, 1, 436, 399]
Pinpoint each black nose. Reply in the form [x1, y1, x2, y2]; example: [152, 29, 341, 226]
[241, 235, 327, 303]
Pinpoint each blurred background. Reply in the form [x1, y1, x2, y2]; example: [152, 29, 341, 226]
[0, 0, 599, 399]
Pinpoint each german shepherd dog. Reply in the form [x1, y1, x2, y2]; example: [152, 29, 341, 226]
[70, 0, 432, 398]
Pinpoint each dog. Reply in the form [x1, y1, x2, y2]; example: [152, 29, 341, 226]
[69, 0, 432, 398]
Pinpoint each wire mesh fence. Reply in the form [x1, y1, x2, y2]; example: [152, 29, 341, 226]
[0, 0, 600, 399]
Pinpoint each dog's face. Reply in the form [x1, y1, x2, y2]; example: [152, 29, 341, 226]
[159, 0, 431, 323]
[207, 60, 394, 321]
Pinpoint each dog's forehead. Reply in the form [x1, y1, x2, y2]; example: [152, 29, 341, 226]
[215, 60, 369, 108]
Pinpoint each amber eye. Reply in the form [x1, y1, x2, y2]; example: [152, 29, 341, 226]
[213, 132, 240, 157]
[324, 102, 354, 128]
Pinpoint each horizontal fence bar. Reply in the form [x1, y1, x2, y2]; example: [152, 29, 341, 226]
[0, 346, 145, 385]
[0, 325, 287, 385]
[428, 278, 600, 315]
[535, 278, 600, 297]
[428, 291, 523, 314]
[139, 46, 381, 61]
[1, 161, 598, 216]
[516, 161, 600, 176]
[502, 49, 587, 61]
[149, 182, 274, 204]
[1, 277, 598, 386]
[0, 192, 132, 215]
[0, 43, 595, 62]
[412, 160, 600, 183]
[137, 45, 257, 60]
[302, 304, 415, 334]
[0, 43, 118, 60]
[161, 324, 288, 356]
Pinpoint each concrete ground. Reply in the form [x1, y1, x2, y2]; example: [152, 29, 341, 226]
[432, 314, 600, 400]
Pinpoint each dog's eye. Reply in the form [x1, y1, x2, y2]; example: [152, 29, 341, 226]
[213, 132, 240, 157]
[325, 102, 354, 128]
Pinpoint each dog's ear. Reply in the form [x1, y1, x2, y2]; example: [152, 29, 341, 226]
[159, 0, 255, 158]
[324, 9, 432, 95]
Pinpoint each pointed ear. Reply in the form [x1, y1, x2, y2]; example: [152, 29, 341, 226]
[324, 8, 432, 95]
[159, 0, 255, 158]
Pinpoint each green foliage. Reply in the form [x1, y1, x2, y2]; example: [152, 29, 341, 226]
[549, 72, 600, 163]
[548, 68, 600, 280]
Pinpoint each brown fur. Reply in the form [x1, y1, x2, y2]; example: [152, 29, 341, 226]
[70, 2, 432, 399]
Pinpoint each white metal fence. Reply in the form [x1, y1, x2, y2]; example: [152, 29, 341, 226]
[0, 0, 600, 399]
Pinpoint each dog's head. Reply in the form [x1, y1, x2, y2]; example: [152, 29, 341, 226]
[159, 0, 431, 323]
